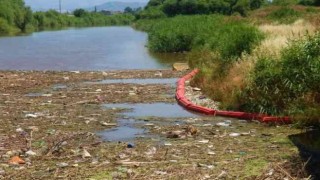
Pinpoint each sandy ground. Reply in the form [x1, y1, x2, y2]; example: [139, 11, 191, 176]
[0, 70, 308, 179]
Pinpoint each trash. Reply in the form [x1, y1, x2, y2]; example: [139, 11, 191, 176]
[96, 95, 104, 102]
[229, 133, 241, 137]
[169, 160, 177, 163]
[0, 168, 5, 175]
[164, 142, 172, 146]
[42, 94, 52, 97]
[82, 149, 92, 158]
[129, 91, 136, 96]
[25, 150, 36, 156]
[267, 169, 274, 176]
[95, 89, 102, 92]
[192, 87, 201, 91]
[207, 151, 216, 155]
[241, 132, 250, 136]
[16, 128, 24, 133]
[145, 147, 157, 157]
[197, 163, 214, 169]
[186, 125, 198, 135]
[144, 123, 154, 126]
[56, 162, 69, 168]
[166, 131, 183, 138]
[100, 122, 117, 127]
[216, 122, 230, 127]
[8, 156, 25, 165]
[154, 170, 167, 175]
[91, 158, 99, 165]
[127, 143, 135, 148]
[198, 139, 209, 144]
[25, 114, 38, 118]
[217, 171, 227, 179]
[26, 126, 39, 132]
[199, 95, 206, 99]
[63, 76, 69, 81]
[118, 153, 128, 159]
[154, 71, 162, 77]
[72, 164, 79, 167]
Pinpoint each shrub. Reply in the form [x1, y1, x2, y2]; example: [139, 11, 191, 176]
[267, 7, 301, 24]
[0, 17, 12, 35]
[240, 32, 320, 124]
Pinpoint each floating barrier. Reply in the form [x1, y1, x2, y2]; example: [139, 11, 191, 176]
[176, 69, 291, 124]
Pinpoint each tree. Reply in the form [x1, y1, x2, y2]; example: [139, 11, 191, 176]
[14, 6, 33, 32]
[124, 7, 134, 13]
[73, 9, 88, 18]
[162, 0, 180, 16]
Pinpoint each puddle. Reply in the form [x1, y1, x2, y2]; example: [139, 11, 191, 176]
[52, 84, 67, 90]
[97, 126, 147, 142]
[98, 103, 200, 142]
[85, 78, 178, 85]
[102, 103, 200, 118]
[25, 93, 44, 97]
[289, 130, 320, 178]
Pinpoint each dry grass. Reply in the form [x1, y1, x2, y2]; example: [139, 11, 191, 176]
[257, 19, 316, 58]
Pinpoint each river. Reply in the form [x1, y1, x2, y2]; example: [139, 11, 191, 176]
[0, 26, 182, 71]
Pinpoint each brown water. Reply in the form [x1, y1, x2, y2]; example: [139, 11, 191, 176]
[0, 27, 184, 71]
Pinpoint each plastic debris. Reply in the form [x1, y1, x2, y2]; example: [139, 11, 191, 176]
[16, 128, 24, 133]
[229, 133, 241, 137]
[198, 139, 209, 144]
[216, 122, 230, 127]
[25, 114, 38, 118]
[154, 171, 167, 175]
[56, 162, 69, 168]
[127, 143, 135, 148]
[25, 150, 37, 156]
[145, 147, 157, 157]
[100, 122, 117, 126]
[8, 156, 25, 165]
[82, 149, 92, 158]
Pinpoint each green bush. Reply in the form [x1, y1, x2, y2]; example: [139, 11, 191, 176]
[267, 7, 301, 24]
[0, 17, 12, 35]
[147, 15, 263, 60]
[136, 7, 167, 19]
[240, 32, 320, 124]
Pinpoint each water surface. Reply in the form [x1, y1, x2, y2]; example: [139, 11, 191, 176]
[0, 27, 180, 71]
[103, 103, 200, 118]
[85, 78, 178, 85]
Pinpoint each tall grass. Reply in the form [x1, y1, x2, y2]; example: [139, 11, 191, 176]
[188, 19, 317, 112]
[240, 32, 320, 125]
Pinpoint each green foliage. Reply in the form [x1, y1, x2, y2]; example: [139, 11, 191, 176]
[145, 15, 263, 60]
[272, 0, 299, 6]
[0, 0, 33, 32]
[300, 0, 320, 6]
[139, 0, 266, 19]
[241, 32, 320, 124]
[0, 17, 12, 35]
[136, 7, 167, 19]
[73, 9, 88, 18]
[267, 7, 301, 24]
[0, 0, 134, 36]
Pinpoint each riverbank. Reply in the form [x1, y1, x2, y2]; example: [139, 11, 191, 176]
[0, 70, 308, 179]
